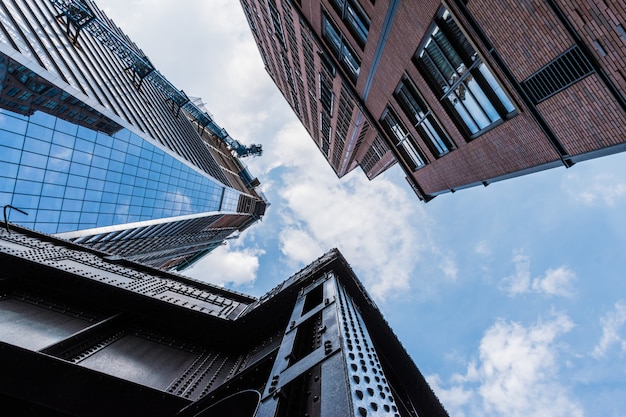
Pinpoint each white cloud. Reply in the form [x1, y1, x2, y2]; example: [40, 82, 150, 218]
[499, 252, 531, 296]
[429, 314, 584, 417]
[279, 227, 324, 266]
[475, 240, 491, 256]
[565, 173, 626, 207]
[255, 121, 438, 299]
[531, 267, 576, 297]
[499, 252, 576, 297]
[96, 0, 448, 301]
[592, 301, 626, 358]
[185, 243, 264, 288]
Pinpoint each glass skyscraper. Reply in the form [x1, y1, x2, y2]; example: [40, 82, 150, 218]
[0, 0, 266, 270]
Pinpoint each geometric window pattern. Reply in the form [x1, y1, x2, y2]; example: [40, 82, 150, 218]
[0, 108, 240, 234]
[322, 12, 361, 82]
[416, 8, 515, 137]
[328, 0, 370, 48]
[381, 108, 427, 171]
[394, 77, 454, 157]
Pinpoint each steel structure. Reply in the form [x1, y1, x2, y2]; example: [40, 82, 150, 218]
[50, 0, 262, 158]
[0, 225, 448, 417]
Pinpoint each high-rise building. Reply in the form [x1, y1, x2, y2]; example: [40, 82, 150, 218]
[0, 0, 267, 270]
[0, 224, 448, 417]
[239, 0, 626, 201]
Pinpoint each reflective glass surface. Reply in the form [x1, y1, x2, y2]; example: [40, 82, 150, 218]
[0, 108, 240, 234]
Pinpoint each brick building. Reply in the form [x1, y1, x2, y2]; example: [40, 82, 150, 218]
[239, 0, 626, 200]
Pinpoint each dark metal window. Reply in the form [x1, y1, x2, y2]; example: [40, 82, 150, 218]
[415, 8, 515, 138]
[380, 108, 427, 171]
[321, 12, 361, 82]
[329, 0, 370, 48]
[319, 73, 334, 114]
[522, 46, 594, 104]
[394, 77, 454, 157]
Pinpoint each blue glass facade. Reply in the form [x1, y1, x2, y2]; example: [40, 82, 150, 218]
[0, 108, 241, 234]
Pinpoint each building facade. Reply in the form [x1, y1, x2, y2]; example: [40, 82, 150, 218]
[239, 0, 626, 200]
[0, 225, 448, 417]
[0, 0, 267, 270]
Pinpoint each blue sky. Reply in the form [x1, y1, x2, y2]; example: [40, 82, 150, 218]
[98, 1, 626, 415]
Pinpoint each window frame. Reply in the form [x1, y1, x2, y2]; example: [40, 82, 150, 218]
[393, 76, 455, 158]
[414, 8, 516, 139]
[380, 107, 428, 171]
[321, 11, 361, 82]
[328, 0, 370, 48]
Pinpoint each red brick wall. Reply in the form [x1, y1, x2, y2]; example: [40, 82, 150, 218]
[540, 74, 626, 155]
[560, 0, 626, 97]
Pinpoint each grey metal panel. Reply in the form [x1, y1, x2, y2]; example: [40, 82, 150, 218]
[0, 297, 92, 350]
[78, 333, 199, 391]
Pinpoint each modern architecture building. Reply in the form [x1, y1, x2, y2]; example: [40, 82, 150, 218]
[0, 224, 449, 417]
[239, 0, 626, 201]
[0, 0, 267, 270]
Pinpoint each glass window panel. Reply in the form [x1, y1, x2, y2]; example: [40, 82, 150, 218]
[54, 118, 78, 136]
[49, 144, 73, 161]
[12, 193, 40, 209]
[15, 179, 43, 195]
[42, 183, 65, 197]
[35, 223, 58, 234]
[77, 125, 97, 141]
[0, 177, 16, 193]
[1, 115, 28, 135]
[127, 144, 141, 156]
[87, 178, 105, 191]
[85, 190, 103, 202]
[28, 111, 55, 128]
[100, 202, 116, 213]
[0, 161, 19, 179]
[51, 131, 75, 148]
[18, 165, 45, 182]
[71, 149, 92, 164]
[446, 91, 479, 133]
[478, 63, 516, 113]
[44, 170, 68, 185]
[97, 214, 113, 226]
[108, 159, 124, 173]
[0, 131, 26, 149]
[20, 151, 47, 168]
[89, 166, 107, 180]
[0, 147, 23, 163]
[80, 212, 98, 223]
[64, 187, 85, 200]
[36, 209, 61, 223]
[23, 136, 51, 155]
[82, 201, 100, 212]
[40, 196, 63, 210]
[74, 137, 95, 154]
[464, 77, 500, 123]
[59, 210, 80, 223]
[119, 184, 133, 195]
[69, 162, 90, 177]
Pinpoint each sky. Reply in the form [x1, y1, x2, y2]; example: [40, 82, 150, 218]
[97, 1, 626, 415]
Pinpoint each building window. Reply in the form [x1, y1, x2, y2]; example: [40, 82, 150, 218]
[394, 77, 453, 157]
[321, 12, 361, 82]
[380, 108, 427, 171]
[328, 0, 370, 48]
[415, 8, 515, 138]
[319, 73, 334, 114]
